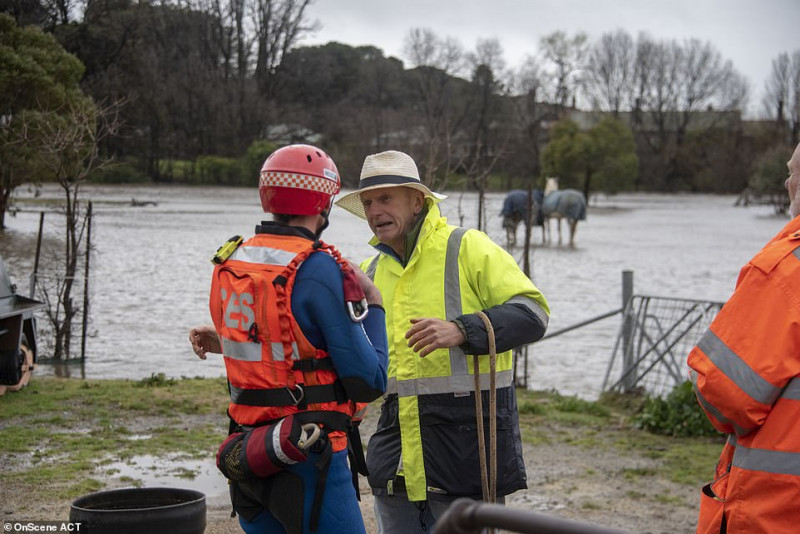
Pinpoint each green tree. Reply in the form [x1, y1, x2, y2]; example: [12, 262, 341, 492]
[748, 145, 793, 213]
[541, 117, 638, 198]
[0, 13, 84, 228]
[587, 118, 639, 195]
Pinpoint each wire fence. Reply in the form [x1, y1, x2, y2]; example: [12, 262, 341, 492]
[513, 271, 725, 398]
[602, 295, 723, 397]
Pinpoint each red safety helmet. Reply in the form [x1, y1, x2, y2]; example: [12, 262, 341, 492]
[259, 144, 341, 215]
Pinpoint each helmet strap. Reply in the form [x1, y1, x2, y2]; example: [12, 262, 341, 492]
[316, 210, 330, 239]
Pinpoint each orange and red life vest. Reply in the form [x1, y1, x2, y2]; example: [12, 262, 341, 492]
[209, 232, 366, 452]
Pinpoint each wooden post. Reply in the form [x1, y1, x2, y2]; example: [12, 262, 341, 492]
[522, 184, 533, 278]
[81, 202, 92, 362]
[30, 212, 45, 299]
[621, 270, 635, 392]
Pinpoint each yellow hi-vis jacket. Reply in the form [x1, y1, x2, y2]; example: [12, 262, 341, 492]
[362, 201, 549, 502]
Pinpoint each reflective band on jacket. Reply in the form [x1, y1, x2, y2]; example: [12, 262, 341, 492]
[697, 329, 782, 406]
[445, 228, 469, 376]
[730, 435, 800, 477]
[385, 369, 515, 397]
[222, 337, 298, 362]
[365, 255, 380, 281]
[229, 246, 298, 266]
[507, 295, 550, 330]
[782, 376, 800, 400]
[691, 370, 750, 436]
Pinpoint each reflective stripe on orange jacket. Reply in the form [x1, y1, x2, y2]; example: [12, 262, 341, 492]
[209, 233, 363, 452]
[688, 215, 800, 534]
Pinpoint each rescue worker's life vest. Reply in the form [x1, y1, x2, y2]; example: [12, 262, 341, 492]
[209, 233, 368, 453]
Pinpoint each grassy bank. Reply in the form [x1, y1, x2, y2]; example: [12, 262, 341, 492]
[0, 374, 230, 501]
[0, 375, 724, 506]
[514, 389, 723, 488]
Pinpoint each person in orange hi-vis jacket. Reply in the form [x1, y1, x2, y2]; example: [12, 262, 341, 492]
[688, 140, 800, 534]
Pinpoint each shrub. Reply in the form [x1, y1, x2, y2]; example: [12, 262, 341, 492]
[552, 392, 610, 417]
[632, 381, 719, 437]
[196, 155, 243, 185]
[241, 140, 278, 184]
[88, 161, 149, 183]
[159, 159, 195, 182]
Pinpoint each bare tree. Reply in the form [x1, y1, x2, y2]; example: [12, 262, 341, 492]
[25, 98, 121, 359]
[584, 29, 635, 114]
[464, 38, 510, 230]
[402, 27, 467, 189]
[539, 31, 588, 110]
[251, 0, 318, 98]
[629, 35, 747, 188]
[762, 50, 800, 145]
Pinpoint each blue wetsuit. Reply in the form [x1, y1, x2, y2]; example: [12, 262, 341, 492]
[239, 223, 388, 534]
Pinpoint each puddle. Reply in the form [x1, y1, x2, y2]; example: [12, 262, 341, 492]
[103, 454, 229, 497]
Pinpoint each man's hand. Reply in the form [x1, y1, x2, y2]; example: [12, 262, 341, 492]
[189, 325, 222, 359]
[405, 318, 466, 358]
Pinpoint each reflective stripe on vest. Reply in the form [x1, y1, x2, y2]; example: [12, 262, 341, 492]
[229, 245, 298, 266]
[690, 370, 749, 436]
[445, 228, 469, 377]
[507, 295, 550, 330]
[696, 329, 782, 406]
[386, 369, 514, 396]
[730, 434, 800, 477]
[365, 255, 380, 281]
[222, 337, 299, 362]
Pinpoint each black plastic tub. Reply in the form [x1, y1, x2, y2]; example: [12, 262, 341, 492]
[69, 487, 206, 534]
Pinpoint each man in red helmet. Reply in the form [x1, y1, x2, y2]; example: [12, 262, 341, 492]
[189, 144, 388, 534]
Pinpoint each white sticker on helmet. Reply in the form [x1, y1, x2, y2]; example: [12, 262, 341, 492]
[323, 168, 337, 181]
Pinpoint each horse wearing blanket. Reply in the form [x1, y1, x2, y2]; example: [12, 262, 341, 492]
[541, 189, 586, 247]
[500, 189, 543, 247]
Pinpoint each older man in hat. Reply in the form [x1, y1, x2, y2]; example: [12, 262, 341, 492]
[335, 150, 550, 533]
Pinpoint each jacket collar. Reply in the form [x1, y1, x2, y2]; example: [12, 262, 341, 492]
[255, 221, 316, 241]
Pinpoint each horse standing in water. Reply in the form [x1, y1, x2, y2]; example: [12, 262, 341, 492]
[500, 189, 543, 247]
[541, 177, 587, 247]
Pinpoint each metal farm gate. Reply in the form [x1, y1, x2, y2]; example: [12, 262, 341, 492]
[513, 271, 725, 397]
[602, 294, 723, 397]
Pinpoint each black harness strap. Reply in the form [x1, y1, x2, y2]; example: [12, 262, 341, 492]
[234, 381, 348, 407]
[309, 438, 333, 532]
[346, 423, 369, 501]
[292, 357, 335, 372]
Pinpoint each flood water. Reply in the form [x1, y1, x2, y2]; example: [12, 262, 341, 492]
[0, 183, 786, 400]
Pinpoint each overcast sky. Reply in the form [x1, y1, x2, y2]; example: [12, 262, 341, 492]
[299, 0, 800, 116]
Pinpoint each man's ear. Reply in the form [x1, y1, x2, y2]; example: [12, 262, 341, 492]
[412, 190, 425, 213]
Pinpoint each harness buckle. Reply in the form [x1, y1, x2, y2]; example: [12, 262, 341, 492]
[347, 298, 369, 323]
[286, 384, 305, 406]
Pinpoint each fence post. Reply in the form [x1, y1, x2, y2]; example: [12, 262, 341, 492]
[30, 212, 45, 299]
[621, 270, 634, 392]
[81, 202, 92, 362]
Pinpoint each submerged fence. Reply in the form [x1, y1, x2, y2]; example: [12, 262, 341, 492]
[514, 271, 724, 397]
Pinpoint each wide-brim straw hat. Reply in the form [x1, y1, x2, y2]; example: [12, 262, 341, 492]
[335, 150, 446, 219]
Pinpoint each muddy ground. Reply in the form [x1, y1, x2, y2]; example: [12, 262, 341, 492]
[1, 406, 701, 534]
